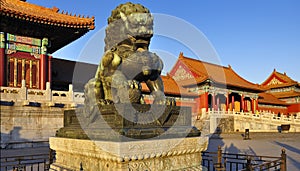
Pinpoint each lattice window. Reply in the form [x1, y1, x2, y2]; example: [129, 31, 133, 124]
[6, 56, 39, 88]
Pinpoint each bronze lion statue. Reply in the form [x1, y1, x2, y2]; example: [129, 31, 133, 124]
[84, 2, 174, 111]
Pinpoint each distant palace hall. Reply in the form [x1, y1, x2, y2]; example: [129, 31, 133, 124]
[1, 0, 299, 116]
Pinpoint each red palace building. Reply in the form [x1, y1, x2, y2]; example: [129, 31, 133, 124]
[260, 69, 300, 114]
[165, 53, 300, 115]
[0, 0, 299, 116]
[0, 0, 95, 90]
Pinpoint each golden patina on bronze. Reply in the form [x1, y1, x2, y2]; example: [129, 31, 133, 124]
[84, 2, 170, 109]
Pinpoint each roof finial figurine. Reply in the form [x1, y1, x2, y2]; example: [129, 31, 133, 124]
[52, 7, 59, 13]
[179, 52, 184, 58]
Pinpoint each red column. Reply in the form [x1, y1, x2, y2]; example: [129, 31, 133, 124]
[241, 94, 244, 111]
[40, 54, 48, 90]
[226, 93, 229, 111]
[212, 94, 215, 110]
[195, 97, 201, 115]
[0, 47, 5, 86]
[204, 92, 208, 112]
[231, 95, 235, 111]
[256, 99, 259, 111]
[0, 32, 6, 86]
[40, 37, 49, 90]
[251, 99, 254, 113]
[48, 56, 52, 86]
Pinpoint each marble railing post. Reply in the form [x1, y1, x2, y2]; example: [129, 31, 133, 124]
[20, 80, 27, 101]
[68, 84, 74, 101]
[291, 116, 295, 124]
[210, 114, 217, 133]
[45, 82, 52, 101]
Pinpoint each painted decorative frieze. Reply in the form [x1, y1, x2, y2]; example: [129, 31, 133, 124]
[172, 65, 193, 81]
[7, 42, 40, 54]
[7, 33, 41, 46]
[6, 33, 42, 54]
[267, 77, 283, 86]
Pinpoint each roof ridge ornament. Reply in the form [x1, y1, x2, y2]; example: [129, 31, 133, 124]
[179, 52, 184, 59]
[52, 7, 59, 13]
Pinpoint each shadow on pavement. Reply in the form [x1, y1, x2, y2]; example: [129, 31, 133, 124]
[274, 141, 300, 155]
[224, 143, 240, 154]
[1, 126, 27, 149]
[274, 141, 300, 168]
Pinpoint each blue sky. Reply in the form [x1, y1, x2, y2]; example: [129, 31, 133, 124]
[27, 0, 300, 84]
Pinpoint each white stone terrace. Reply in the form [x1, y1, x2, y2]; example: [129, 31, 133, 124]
[202, 108, 300, 133]
[1, 80, 299, 133]
[0, 80, 84, 108]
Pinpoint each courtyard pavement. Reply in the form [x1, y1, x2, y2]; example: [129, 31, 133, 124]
[206, 132, 300, 171]
[1, 133, 299, 170]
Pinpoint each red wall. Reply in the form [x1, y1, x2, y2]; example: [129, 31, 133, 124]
[199, 93, 208, 112]
[143, 97, 198, 115]
[288, 103, 300, 113]
[258, 106, 287, 115]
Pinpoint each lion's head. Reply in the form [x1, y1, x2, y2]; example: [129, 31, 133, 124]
[104, 2, 154, 52]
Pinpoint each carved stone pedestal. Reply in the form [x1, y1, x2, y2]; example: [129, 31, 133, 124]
[55, 104, 201, 141]
[51, 104, 206, 170]
[49, 136, 208, 171]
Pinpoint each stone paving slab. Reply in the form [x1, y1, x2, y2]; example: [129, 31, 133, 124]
[207, 132, 300, 171]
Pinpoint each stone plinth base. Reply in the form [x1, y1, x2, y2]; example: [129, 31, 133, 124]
[49, 136, 208, 171]
[55, 105, 200, 141]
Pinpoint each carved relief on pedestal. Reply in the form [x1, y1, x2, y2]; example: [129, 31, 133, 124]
[128, 161, 152, 171]
[50, 136, 208, 171]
